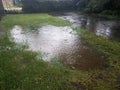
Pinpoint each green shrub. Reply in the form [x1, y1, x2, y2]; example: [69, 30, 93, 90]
[22, 0, 75, 13]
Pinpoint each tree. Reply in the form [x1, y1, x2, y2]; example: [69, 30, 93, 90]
[22, 0, 76, 13]
[0, 0, 5, 15]
[13, 0, 22, 6]
[84, 0, 120, 14]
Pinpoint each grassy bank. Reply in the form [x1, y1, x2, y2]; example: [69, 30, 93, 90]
[0, 14, 71, 30]
[82, 9, 120, 20]
[76, 28, 120, 90]
[0, 14, 120, 90]
[76, 29, 120, 69]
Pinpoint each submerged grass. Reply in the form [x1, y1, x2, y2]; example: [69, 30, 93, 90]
[0, 37, 77, 90]
[0, 14, 75, 90]
[0, 13, 120, 90]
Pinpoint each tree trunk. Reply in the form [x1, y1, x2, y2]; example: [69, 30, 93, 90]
[0, 0, 5, 15]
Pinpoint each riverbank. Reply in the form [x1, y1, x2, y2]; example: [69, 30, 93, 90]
[76, 29, 120, 69]
[97, 14, 120, 20]
[0, 13, 120, 90]
[76, 28, 120, 89]
[80, 11, 120, 20]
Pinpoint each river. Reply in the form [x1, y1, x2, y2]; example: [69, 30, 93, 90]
[56, 12, 120, 41]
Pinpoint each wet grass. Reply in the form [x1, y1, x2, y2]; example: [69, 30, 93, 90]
[0, 14, 120, 90]
[75, 28, 120, 90]
[76, 29, 120, 69]
[0, 14, 75, 90]
[0, 37, 77, 90]
[0, 14, 71, 30]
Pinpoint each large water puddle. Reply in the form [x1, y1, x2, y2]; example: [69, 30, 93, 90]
[57, 12, 120, 41]
[10, 25, 104, 70]
[9, 12, 120, 70]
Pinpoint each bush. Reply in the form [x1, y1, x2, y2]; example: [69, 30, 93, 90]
[22, 0, 75, 13]
[83, 8, 93, 13]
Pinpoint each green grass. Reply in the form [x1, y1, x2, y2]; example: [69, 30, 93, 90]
[75, 28, 120, 90]
[0, 14, 75, 90]
[0, 37, 77, 90]
[76, 29, 120, 69]
[0, 14, 71, 30]
[0, 14, 120, 90]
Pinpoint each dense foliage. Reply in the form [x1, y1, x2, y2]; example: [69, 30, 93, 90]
[22, 0, 77, 13]
[21, 0, 90, 13]
[0, 0, 4, 15]
[84, 0, 120, 15]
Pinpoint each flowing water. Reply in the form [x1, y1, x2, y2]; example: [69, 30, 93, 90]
[57, 12, 120, 41]
[10, 12, 120, 70]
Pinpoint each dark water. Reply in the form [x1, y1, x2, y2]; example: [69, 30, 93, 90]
[57, 12, 120, 41]
[9, 12, 120, 70]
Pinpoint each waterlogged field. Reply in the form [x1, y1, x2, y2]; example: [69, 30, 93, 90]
[0, 13, 120, 90]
